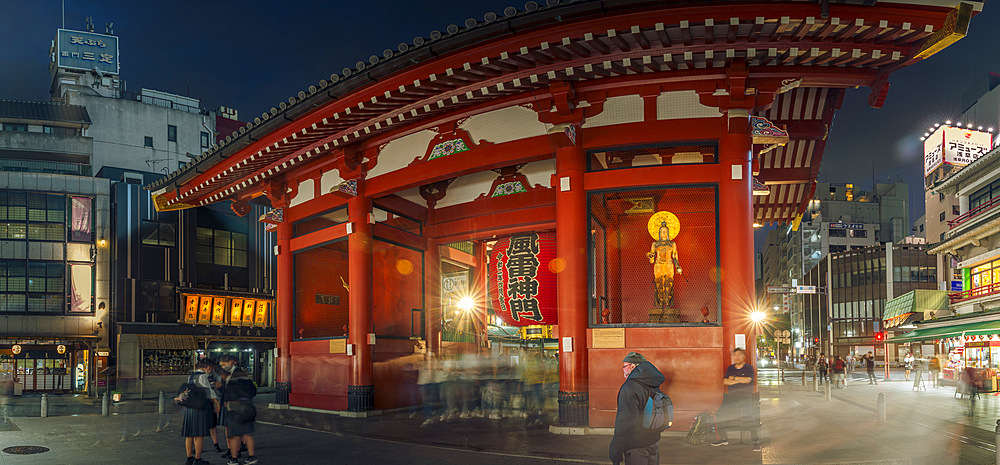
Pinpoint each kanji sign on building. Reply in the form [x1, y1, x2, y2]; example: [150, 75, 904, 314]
[489, 232, 557, 326]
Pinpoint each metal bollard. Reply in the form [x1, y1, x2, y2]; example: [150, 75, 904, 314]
[40, 394, 47, 418]
[158, 391, 166, 414]
[813, 371, 819, 392]
[102, 392, 109, 416]
[877, 393, 886, 423]
[825, 382, 831, 401]
[802, 371, 806, 386]
[994, 420, 1000, 465]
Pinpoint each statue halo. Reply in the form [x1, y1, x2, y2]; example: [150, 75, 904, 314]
[647, 211, 680, 241]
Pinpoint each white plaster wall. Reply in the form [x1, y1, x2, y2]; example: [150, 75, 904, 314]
[434, 171, 500, 209]
[290, 178, 314, 207]
[319, 169, 345, 195]
[657, 90, 722, 120]
[459, 106, 550, 145]
[368, 129, 438, 179]
[583, 95, 643, 128]
[519, 160, 555, 188]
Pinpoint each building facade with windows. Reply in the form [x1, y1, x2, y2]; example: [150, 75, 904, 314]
[0, 100, 111, 395]
[110, 173, 276, 399]
[930, 144, 1000, 315]
[800, 243, 937, 360]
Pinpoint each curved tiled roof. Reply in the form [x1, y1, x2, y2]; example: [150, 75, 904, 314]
[146, 0, 974, 192]
[0, 99, 92, 125]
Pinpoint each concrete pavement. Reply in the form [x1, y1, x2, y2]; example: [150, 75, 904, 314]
[1, 375, 998, 464]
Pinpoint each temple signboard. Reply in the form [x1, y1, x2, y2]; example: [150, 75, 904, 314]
[489, 232, 557, 326]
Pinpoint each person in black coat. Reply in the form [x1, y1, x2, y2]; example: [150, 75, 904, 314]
[219, 355, 258, 465]
[610, 352, 665, 465]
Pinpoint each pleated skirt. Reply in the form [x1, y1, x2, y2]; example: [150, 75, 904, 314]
[181, 405, 216, 437]
[221, 404, 256, 437]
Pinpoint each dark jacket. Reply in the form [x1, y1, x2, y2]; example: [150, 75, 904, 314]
[609, 361, 665, 464]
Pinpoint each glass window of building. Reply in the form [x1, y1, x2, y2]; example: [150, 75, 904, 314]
[144, 136, 153, 148]
[2, 123, 27, 132]
[200, 131, 209, 148]
[196, 227, 248, 267]
[167, 125, 177, 143]
[141, 221, 176, 247]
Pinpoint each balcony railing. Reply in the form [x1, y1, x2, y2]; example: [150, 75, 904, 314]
[948, 196, 1000, 230]
[949, 282, 1000, 303]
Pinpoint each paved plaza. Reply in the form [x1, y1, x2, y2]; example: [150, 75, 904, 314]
[1, 370, 999, 464]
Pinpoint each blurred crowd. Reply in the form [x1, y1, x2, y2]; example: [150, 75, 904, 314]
[412, 349, 559, 427]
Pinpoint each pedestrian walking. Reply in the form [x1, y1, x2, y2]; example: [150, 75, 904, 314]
[904, 352, 915, 381]
[219, 355, 258, 465]
[712, 348, 761, 452]
[182, 359, 220, 465]
[832, 356, 846, 388]
[417, 353, 441, 427]
[817, 354, 828, 386]
[610, 352, 665, 465]
[929, 355, 941, 388]
[864, 352, 878, 385]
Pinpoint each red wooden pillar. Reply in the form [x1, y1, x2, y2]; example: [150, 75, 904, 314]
[718, 113, 757, 376]
[275, 219, 293, 404]
[555, 136, 589, 426]
[424, 237, 441, 356]
[348, 179, 374, 411]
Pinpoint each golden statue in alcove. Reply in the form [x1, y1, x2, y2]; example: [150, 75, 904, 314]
[647, 211, 682, 322]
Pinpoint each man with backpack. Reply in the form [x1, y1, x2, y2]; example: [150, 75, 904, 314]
[712, 348, 760, 452]
[610, 352, 667, 465]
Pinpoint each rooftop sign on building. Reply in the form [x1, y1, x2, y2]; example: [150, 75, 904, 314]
[924, 125, 992, 177]
[53, 29, 119, 75]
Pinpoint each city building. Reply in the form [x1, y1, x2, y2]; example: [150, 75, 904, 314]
[0, 100, 111, 395]
[145, 0, 971, 428]
[0, 25, 277, 398]
[800, 243, 938, 361]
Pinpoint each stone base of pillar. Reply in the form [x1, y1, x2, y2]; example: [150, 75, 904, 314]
[348, 384, 375, 412]
[558, 390, 589, 426]
[275, 382, 291, 405]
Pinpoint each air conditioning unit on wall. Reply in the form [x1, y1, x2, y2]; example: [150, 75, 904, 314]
[120, 172, 143, 185]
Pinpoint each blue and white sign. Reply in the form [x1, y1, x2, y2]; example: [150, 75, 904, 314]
[829, 222, 864, 229]
[951, 280, 963, 291]
[55, 29, 119, 74]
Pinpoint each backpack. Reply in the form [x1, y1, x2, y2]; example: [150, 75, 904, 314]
[642, 388, 673, 431]
[174, 373, 208, 410]
[684, 411, 718, 445]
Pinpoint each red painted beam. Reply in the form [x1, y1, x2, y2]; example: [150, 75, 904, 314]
[584, 164, 718, 192]
[373, 223, 425, 251]
[289, 221, 350, 253]
[424, 205, 556, 242]
[366, 135, 554, 198]
[374, 194, 428, 223]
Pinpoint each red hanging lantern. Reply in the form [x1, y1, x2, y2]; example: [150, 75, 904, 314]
[488, 232, 558, 326]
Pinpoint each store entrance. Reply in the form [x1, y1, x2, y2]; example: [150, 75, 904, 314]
[16, 358, 71, 392]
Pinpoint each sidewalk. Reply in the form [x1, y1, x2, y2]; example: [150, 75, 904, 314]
[0, 382, 995, 464]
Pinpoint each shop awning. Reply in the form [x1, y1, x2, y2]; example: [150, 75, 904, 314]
[138, 334, 197, 350]
[883, 290, 949, 329]
[888, 320, 1000, 343]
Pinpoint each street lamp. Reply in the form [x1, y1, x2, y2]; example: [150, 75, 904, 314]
[750, 310, 766, 323]
[457, 296, 475, 312]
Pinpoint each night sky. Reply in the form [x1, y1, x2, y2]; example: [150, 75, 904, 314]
[2, 1, 998, 252]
